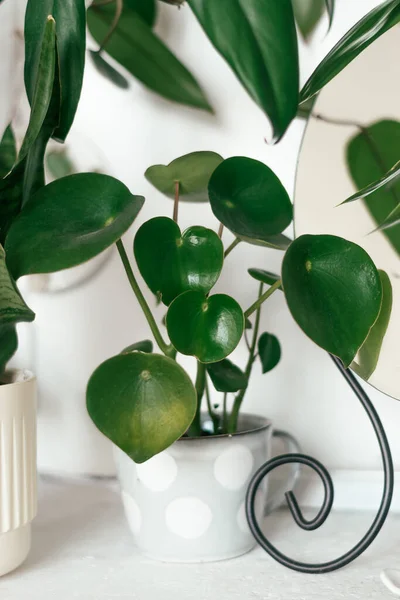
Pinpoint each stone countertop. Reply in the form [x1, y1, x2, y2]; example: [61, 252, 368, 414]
[1, 476, 399, 599]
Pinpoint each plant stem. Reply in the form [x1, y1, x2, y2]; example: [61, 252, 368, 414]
[205, 376, 219, 434]
[116, 239, 174, 358]
[229, 283, 263, 433]
[224, 237, 241, 258]
[218, 223, 224, 238]
[173, 181, 180, 223]
[96, 0, 123, 52]
[188, 361, 206, 437]
[244, 279, 282, 319]
[222, 393, 228, 433]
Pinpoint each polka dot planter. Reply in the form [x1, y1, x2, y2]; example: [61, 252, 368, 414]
[114, 414, 273, 563]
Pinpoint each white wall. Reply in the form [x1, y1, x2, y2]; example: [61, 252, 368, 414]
[4, 0, 400, 474]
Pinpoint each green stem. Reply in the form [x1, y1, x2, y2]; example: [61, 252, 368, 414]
[244, 279, 282, 319]
[95, 0, 123, 52]
[173, 181, 180, 223]
[116, 239, 174, 358]
[229, 283, 263, 433]
[205, 376, 219, 434]
[188, 361, 206, 437]
[222, 393, 228, 433]
[224, 237, 241, 258]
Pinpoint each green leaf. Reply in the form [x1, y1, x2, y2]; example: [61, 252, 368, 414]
[207, 359, 248, 392]
[125, 0, 157, 26]
[121, 340, 153, 354]
[166, 291, 244, 363]
[134, 217, 224, 306]
[208, 157, 293, 246]
[325, 0, 334, 29]
[378, 203, 400, 232]
[0, 162, 25, 246]
[46, 149, 75, 180]
[248, 268, 281, 287]
[0, 326, 18, 377]
[245, 318, 252, 330]
[0, 246, 35, 326]
[19, 15, 56, 164]
[238, 232, 292, 250]
[301, 0, 400, 102]
[292, 0, 324, 40]
[282, 234, 382, 367]
[341, 159, 400, 206]
[0, 126, 16, 178]
[188, 0, 299, 141]
[89, 50, 130, 90]
[258, 332, 281, 374]
[351, 270, 392, 381]
[87, 4, 211, 111]
[25, 0, 86, 141]
[5, 174, 144, 279]
[145, 152, 223, 203]
[87, 352, 196, 463]
[346, 120, 400, 255]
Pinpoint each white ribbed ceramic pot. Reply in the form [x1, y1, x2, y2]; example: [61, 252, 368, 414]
[115, 413, 298, 563]
[0, 370, 37, 577]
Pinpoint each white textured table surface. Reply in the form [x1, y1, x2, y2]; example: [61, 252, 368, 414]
[1, 477, 399, 599]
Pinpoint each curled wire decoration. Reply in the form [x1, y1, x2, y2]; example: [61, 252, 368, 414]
[245, 355, 394, 574]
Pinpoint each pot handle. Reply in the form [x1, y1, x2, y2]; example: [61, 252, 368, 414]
[264, 430, 301, 515]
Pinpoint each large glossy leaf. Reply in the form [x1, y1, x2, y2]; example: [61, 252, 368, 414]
[248, 268, 281, 287]
[292, 0, 324, 40]
[188, 0, 299, 140]
[134, 217, 224, 306]
[87, 352, 197, 463]
[258, 332, 281, 374]
[0, 245, 35, 326]
[87, 3, 211, 111]
[25, 0, 86, 142]
[301, 0, 400, 102]
[352, 270, 392, 381]
[0, 126, 16, 178]
[209, 157, 293, 246]
[282, 234, 382, 367]
[167, 291, 244, 363]
[5, 174, 144, 279]
[207, 359, 247, 393]
[346, 120, 400, 255]
[145, 152, 223, 203]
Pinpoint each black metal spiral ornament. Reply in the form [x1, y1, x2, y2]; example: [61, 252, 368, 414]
[245, 355, 394, 574]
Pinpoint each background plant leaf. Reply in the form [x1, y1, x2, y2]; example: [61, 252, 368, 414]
[167, 291, 244, 363]
[46, 148, 75, 180]
[24, 0, 86, 142]
[351, 270, 392, 380]
[89, 50, 130, 90]
[292, 0, 324, 40]
[121, 340, 154, 354]
[145, 152, 223, 202]
[301, 0, 400, 102]
[87, 3, 211, 111]
[325, 0, 335, 29]
[248, 268, 281, 287]
[282, 234, 382, 367]
[341, 159, 400, 206]
[258, 332, 281, 373]
[5, 174, 144, 279]
[125, 0, 157, 26]
[0, 126, 16, 178]
[207, 359, 248, 392]
[346, 119, 400, 255]
[209, 157, 293, 246]
[87, 352, 197, 463]
[188, 0, 299, 140]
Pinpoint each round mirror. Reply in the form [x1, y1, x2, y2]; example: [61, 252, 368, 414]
[295, 25, 400, 400]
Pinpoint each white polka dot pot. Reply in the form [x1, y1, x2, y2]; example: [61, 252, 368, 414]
[114, 413, 298, 562]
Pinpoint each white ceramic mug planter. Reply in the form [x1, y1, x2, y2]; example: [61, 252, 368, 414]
[0, 370, 37, 576]
[115, 413, 299, 562]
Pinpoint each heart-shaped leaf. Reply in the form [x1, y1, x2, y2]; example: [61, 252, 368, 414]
[207, 359, 247, 393]
[121, 340, 153, 354]
[25, 0, 86, 141]
[5, 173, 144, 279]
[300, 0, 400, 102]
[89, 51, 130, 90]
[352, 270, 392, 381]
[248, 268, 281, 287]
[0, 126, 16, 178]
[134, 217, 224, 306]
[87, 3, 211, 111]
[145, 152, 223, 203]
[258, 332, 281, 374]
[188, 0, 299, 141]
[87, 352, 197, 463]
[166, 291, 244, 363]
[282, 234, 382, 367]
[209, 157, 293, 247]
[346, 120, 400, 255]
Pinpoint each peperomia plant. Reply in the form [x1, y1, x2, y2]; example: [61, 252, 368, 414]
[0, 0, 398, 466]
